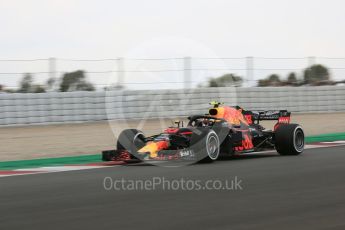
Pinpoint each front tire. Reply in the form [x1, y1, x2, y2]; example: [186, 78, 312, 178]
[190, 129, 220, 163]
[275, 124, 305, 155]
[117, 129, 146, 158]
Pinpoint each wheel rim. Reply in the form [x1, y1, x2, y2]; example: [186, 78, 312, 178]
[133, 132, 145, 149]
[206, 133, 220, 160]
[294, 128, 304, 152]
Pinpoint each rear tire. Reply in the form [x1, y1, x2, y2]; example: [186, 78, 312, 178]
[275, 124, 305, 155]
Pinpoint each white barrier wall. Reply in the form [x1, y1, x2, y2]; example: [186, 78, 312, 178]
[0, 86, 345, 126]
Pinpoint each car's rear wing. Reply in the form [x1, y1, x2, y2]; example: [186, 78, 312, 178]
[243, 110, 291, 125]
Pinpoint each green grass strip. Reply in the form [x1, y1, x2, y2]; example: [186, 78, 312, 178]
[1, 132, 345, 170]
[0, 154, 101, 170]
[305, 132, 345, 143]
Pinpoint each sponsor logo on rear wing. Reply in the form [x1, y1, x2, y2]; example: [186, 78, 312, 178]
[257, 110, 291, 120]
[243, 110, 291, 124]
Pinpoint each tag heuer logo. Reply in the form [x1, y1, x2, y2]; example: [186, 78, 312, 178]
[180, 150, 193, 157]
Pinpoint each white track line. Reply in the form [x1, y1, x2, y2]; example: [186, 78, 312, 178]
[14, 165, 106, 172]
[0, 165, 119, 177]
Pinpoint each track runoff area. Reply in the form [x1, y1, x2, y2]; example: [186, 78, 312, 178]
[0, 133, 345, 177]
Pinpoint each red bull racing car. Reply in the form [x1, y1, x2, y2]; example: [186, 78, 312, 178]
[102, 102, 305, 163]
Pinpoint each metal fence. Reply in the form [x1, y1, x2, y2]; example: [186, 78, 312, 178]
[0, 86, 344, 126]
[1, 57, 345, 90]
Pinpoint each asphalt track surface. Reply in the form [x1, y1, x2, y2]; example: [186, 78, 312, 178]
[1, 146, 345, 230]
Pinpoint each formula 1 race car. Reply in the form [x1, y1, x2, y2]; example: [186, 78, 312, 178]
[102, 102, 305, 163]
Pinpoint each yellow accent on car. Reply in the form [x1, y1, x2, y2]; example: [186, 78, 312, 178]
[138, 142, 159, 158]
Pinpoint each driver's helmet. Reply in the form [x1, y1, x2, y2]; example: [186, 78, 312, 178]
[202, 118, 214, 126]
[202, 118, 209, 126]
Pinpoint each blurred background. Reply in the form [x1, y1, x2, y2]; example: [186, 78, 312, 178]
[1, 0, 345, 160]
